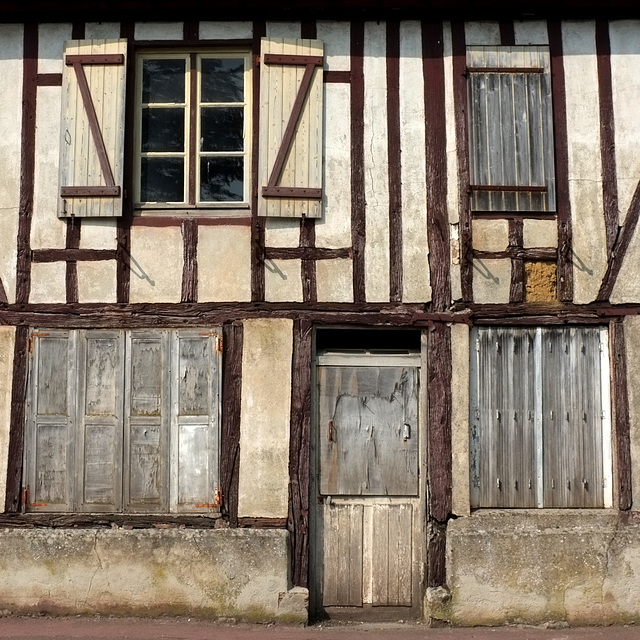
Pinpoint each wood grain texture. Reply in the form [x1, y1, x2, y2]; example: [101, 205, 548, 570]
[509, 219, 525, 303]
[65, 219, 81, 304]
[428, 520, 447, 587]
[181, 219, 198, 303]
[0, 513, 222, 528]
[611, 319, 632, 509]
[424, 21, 451, 312]
[596, 19, 618, 259]
[5, 326, 29, 512]
[427, 322, 452, 523]
[451, 21, 472, 302]
[288, 318, 312, 587]
[264, 247, 351, 260]
[32, 249, 116, 263]
[220, 322, 243, 526]
[0, 280, 7, 305]
[351, 21, 366, 303]
[548, 21, 573, 302]
[387, 21, 402, 303]
[237, 517, 287, 528]
[16, 24, 38, 305]
[251, 21, 266, 301]
[474, 247, 557, 261]
[131, 216, 252, 227]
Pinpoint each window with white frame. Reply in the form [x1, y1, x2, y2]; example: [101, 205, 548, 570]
[467, 46, 556, 213]
[470, 326, 612, 508]
[135, 52, 251, 208]
[24, 329, 221, 514]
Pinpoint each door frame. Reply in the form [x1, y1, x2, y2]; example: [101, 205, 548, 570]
[309, 329, 428, 620]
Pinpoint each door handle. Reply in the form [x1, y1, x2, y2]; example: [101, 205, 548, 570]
[403, 423, 411, 441]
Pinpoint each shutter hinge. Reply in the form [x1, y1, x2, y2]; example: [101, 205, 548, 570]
[22, 487, 47, 508]
[217, 334, 223, 353]
[198, 488, 223, 509]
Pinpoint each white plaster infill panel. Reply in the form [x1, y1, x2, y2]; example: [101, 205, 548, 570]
[239, 319, 293, 519]
[85, 23, 121, 39]
[38, 23, 73, 74]
[562, 21, 606, 304]
[513, 21, 550, 46]
[199, 22, 253, 40]
[266, 22, 302, 39]
[134, 22, 184, 40]
[316, 21, 351, 71]
[30, 263, 66, 304]
[129, 226, 182, 303]
[472, 258, 510, 304]
[198, 225, 251, 302]
[77, 261, 117, 303]
[0, 328, 16, 505]
[316, 259, 353, 303]
[464, 22, 501, 46]
[0, 24, 23, 304]
[0, 528, 305, 622]
[265, 259, 303, 303]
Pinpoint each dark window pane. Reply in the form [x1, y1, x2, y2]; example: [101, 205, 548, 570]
[201, 58, 244, 103]
[201, 107, 243, 152]
[141, 157, 184, 202]
[200, 157, 243, 202]
[142, 59, 186, 104]
[142, 108, 185, 152]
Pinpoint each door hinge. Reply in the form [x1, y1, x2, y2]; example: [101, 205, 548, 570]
[29, 332, 49, 353]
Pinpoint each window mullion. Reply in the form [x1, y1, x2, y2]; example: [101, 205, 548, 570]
[189, 53, 198, 206]
[534, 327, 544, 507]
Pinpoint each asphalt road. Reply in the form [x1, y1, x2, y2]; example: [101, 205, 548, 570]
[0, 619, 638, 640]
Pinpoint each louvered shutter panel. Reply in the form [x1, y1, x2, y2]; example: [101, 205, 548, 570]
[467, 46, 555, 212]
[26, 331, 76, 512]
[76, 330, 124, 512]
[258, 38, 324, 218]
[124, 331, 170, 512]
[170, 331, 221, 512]
[58, 39, 127, 218]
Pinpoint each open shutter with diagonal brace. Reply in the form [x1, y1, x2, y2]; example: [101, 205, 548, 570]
[258, 38, 324, 218]
[58, 39, 127, 218]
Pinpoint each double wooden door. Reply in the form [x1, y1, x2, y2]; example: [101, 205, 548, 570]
[311, 352, 425, 618]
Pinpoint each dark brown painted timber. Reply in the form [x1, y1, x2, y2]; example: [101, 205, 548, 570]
[0, 279, 7, 305]
[324, 70, 351, 83]
[265, 247, 351, 260]
[427, 322, 452, 587]
[301, 20, 317, 39]
[387, 21, 402, 303]
[499, 20, 516, 46]
[65, 218, 81, 304]
[288, 319, 312, 588]
[452, 21, 472, 302]
[32, 249, 116, 263]
[183, 20, 199, 41]
[598, 180, 640, 301]
[548, 20, 573, 302]
[351, 21, 366, 303]
[118, 22, 135, 304]
[424, 21, 451, 312]
[16, 24, 38, 306]
[181, 219, 198, 303]
[472, 210, 559, 220]
[474, 247, 557, 261]
[251, 21, 266, 302]
[300, 221, 318, 303]
[596, 19, 619, 259]
[5, 326, 29, 512]
[71, 22, 85, 39]
[132, 215, 252, 227]
[36, 73, 62, 86]
[509, 219, 525, 303]
[611, 319, 632, 510]
[238, 517, 288, 528]
[0, 513, 222, 528]
[220, 322, 243, 527]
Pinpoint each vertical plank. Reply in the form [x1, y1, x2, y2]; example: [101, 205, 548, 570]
[509, 219, 524, 302]
[371, 504, 389, 606]
[288, 319, 312, 587]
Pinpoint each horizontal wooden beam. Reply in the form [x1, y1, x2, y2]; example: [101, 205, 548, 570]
[31, 249, 117, 262]
[474, 247, 557, 261]
[0, 513, 221, 528]
[237, 517, 288, 528]
[37, 73, 62, 86]
[264, 246, 351, 260]
[131, 215, 252, 227]
[324, 70, 351, 83]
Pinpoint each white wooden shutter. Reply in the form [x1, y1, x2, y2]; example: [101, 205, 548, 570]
[124, 331, 170, 512]
[58, 39, 127, 218]
[170, 330, 221, 512]
[467, 46, 555, 212]
[258, 37, 324, 218]
[76, 330, 124, 512]
[25, 331, 76, 512]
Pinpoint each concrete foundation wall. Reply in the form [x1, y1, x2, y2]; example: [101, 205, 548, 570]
[434, 511, 640, 626]
[0, 528, 306, 622]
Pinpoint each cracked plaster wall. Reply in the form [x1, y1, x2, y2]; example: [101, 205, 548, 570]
[433, 511, 640, 626]
[0, 528, 305, 622]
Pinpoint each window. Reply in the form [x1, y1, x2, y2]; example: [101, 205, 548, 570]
[467, 46, 556, 212]
[24, 329, 221, 514]
[470, 327, 612, 508]
[135, 52, 251, 209]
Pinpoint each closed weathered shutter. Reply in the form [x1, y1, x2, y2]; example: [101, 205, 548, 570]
[467, 46, 555, 212]
[542, 327, 605, 508]
[124, 331, 170, 512]
[258, 38, 324, 218]
[25, 331, 76, 512]
[170, 330, 221, 512]
[76, 330, 124, 512]
[58, 39, 127, 218]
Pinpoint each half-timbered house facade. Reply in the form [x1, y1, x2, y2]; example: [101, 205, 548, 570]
[1, 0, 640, 626]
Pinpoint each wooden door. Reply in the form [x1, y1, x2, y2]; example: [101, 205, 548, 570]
[312, 352, 425, 618]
